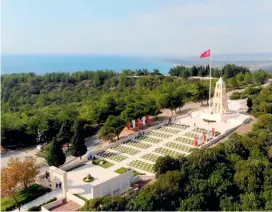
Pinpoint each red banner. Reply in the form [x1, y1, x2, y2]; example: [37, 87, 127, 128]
[194, 136, 198, 146]
[146, 115, 151, 125]
[212, 128, 215, 137]
[127, 122, 131, 130]
[137, 119, 141, 129]
[203, 132, 207, 142]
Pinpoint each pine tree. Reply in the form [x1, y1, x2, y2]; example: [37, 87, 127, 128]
[46, 138, 66, 167]
[70, 130, 87, 160]
[56, 121, 71, 148]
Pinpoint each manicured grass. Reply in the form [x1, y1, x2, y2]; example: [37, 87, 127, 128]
[128, 160, 154, 173]
[83, 176, 94, 183]
[73, 194, 88, 201]
[133, 170, 145, 177]
[1, 184, 51, 211]
[97, 151, 127, 162]
[115, 167, 130, 174]
[92, 158, 114, 168]
[141, 153, 161, 162]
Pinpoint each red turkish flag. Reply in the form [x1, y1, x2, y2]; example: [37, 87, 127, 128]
[200, 49, 211, 58]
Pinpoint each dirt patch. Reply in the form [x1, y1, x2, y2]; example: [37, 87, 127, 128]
[234, 116, 257, 135]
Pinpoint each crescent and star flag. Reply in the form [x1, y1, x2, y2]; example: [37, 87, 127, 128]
[200, 49, 211, 58]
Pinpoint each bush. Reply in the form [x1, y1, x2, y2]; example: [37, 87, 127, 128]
[230, 92, 241, 100]
[83, 174, 94, 183]
[203, 119, 216, 123]
[28, 197, 57, 211]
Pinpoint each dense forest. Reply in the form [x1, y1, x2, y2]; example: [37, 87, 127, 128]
[1, 65, 270, 149]
[82, 114, 272, 211]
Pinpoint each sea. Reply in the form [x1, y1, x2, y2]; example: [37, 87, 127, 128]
[1, 55, 177, 75]
[1, 54, 272, 75]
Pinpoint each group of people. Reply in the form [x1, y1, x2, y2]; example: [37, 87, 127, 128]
[56, 181, 62, 189]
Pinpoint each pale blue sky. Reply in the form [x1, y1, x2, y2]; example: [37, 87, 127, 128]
[2, 0, 272, 56]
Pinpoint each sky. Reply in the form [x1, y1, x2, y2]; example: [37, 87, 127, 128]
[1, 0, 272, 57]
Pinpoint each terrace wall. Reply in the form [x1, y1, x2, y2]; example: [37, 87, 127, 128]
[91, 169, 134, 198]
[66, 192, 85, 206]
[41, 198, 64, 212]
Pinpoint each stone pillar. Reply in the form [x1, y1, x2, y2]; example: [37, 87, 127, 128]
[50, 170, 56, 190]
[62, 172, 68, 198]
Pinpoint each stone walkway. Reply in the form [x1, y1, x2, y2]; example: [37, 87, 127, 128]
[12, 190, 63, 212]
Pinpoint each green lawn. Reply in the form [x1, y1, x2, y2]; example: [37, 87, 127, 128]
[1, 184, 50, 211]
[115, 167, 130, 174]
[92, 158, 114, 168]
[133, 170, 145, 176]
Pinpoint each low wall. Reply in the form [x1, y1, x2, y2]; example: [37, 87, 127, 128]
[131, 175, 155, 184]
[199, 124, 243, 149]
[61, 157, 88, 171]
[66, 192, 85, 206]
[41, 198, 64, 212]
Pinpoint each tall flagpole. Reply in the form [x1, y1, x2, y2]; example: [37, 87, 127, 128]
[209, 49, 212, 112]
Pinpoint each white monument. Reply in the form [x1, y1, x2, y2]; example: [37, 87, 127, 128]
[198, 77, 232, 122]
[211, 77, 229, 114]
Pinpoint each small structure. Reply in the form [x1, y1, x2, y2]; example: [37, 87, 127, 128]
[211, 77, 229, 114]
[49, 166, 68, 198]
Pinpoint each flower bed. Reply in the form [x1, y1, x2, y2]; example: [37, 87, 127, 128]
[149, 131, 172, 139]
[184, 131, 200, 138]
[174, 136, 195, 145]
[156, 127, 181, 134]
[92, 158, 114, 168]
[97, 150, 127, 162]
[111, 145, 140, 155]
[154, 147, 181, 158]
[167, 123, 190, 130]
[83, 174, 94, 183]
[124, 140, 152, 149]
[165, 142, 192, 153]
[114, 167, 130, 174]
[141, 153, 161, 162]
[136, 136, 162, 143]
[128, 160, 154, 173]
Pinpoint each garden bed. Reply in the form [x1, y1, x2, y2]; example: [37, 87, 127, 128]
[83, 174, 94, 183]
[1, 184, 51, 211]
[92, 158, 114, 168]
[115, 167, 130, 174]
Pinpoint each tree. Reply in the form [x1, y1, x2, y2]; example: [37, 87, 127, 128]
[247, 97, 253, 111]
[46, 138, 66, 167]
[7, 156, 39, 189]
[70, 130, 87, 160]
[154, 155, 182, 177]
[56, 121, 72, 148]
[99, 115, 126, 140]
[1, 167, 21, 210]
